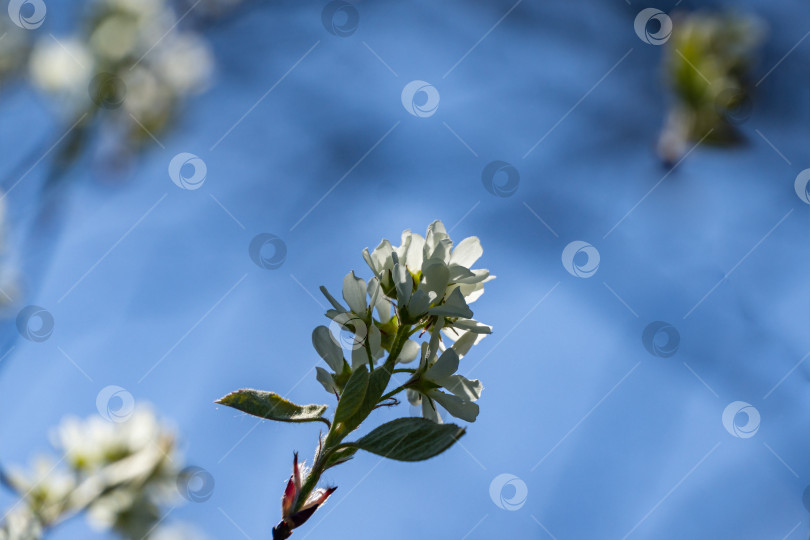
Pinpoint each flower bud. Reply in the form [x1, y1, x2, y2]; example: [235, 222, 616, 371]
[273, 453, 337, 539]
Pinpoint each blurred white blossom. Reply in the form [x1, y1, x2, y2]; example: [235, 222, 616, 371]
[27, 0, 214, 158]
[153, 33, 213, 95]
[0, 508, 41, 540]
[2, 405, 194, 539]
[29, 38, 94, 109]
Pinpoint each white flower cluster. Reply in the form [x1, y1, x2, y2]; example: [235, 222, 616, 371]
[1, 406, 196, 539]
[0, 509, 41, 540]
[29, 0, 212, 137]
[313, 221, 493, 424]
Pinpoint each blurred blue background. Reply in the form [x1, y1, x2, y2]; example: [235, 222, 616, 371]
[0, 0, 808, 538]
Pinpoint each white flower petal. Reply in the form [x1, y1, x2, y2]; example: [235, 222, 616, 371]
[450, 331, 480, 358]
[422, 396, 442, 423]
[430, 390, 479, 422]
[426, 238, 452, 263]
[407, 389, 421, 406]
[367, 278, 391, 321]
[342, 271, 367, 314]
[396, 230, 412, 260]
[452, 318, 492, 334]
[312, 326, 344, 372]
[421, 260, 450, 299]
[402, 232, 423, 270]
[427, 288, 473, 318]
[425, 220, 448, 244]
[424, 221, 450, 260]
[448, 265, 476, 283]
[449, 236, 483, 267]
[425, 349, 459, 381]
[453, 268, 490, 285]
[426, 319, 445, 361]
[320, 286, 347, 313]
[366, 239, 393, 276]
[408, 289, 431, 317]
[315, 367, 339, 394]
[362, 248, 377, 275]
[443, 374, 483, 400]
[456, 282, 485, 303]
[398, 340, 421, 363]
[393, 264, 412, 306]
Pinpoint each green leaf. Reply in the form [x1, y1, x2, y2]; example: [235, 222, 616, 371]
[347, 417, 465, 461]
[334, 366, 369, 423]
[340, 365, 391, 434]
[216, 389, 329, 426]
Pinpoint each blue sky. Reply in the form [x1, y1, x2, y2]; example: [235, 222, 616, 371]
[1, 0, 809, 538]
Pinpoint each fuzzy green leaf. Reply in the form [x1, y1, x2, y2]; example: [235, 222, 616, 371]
[347, 417, 465, 461]
[216, 389, 329, 426]
[333, 366, 369, 423]
[340, 365, 391, 434]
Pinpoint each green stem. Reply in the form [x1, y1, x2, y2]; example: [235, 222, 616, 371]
[380, 383, 410, 402]
[293, 324, 412, 513]
[365, 339, 374, 372]
[387, 325, 411, 368]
